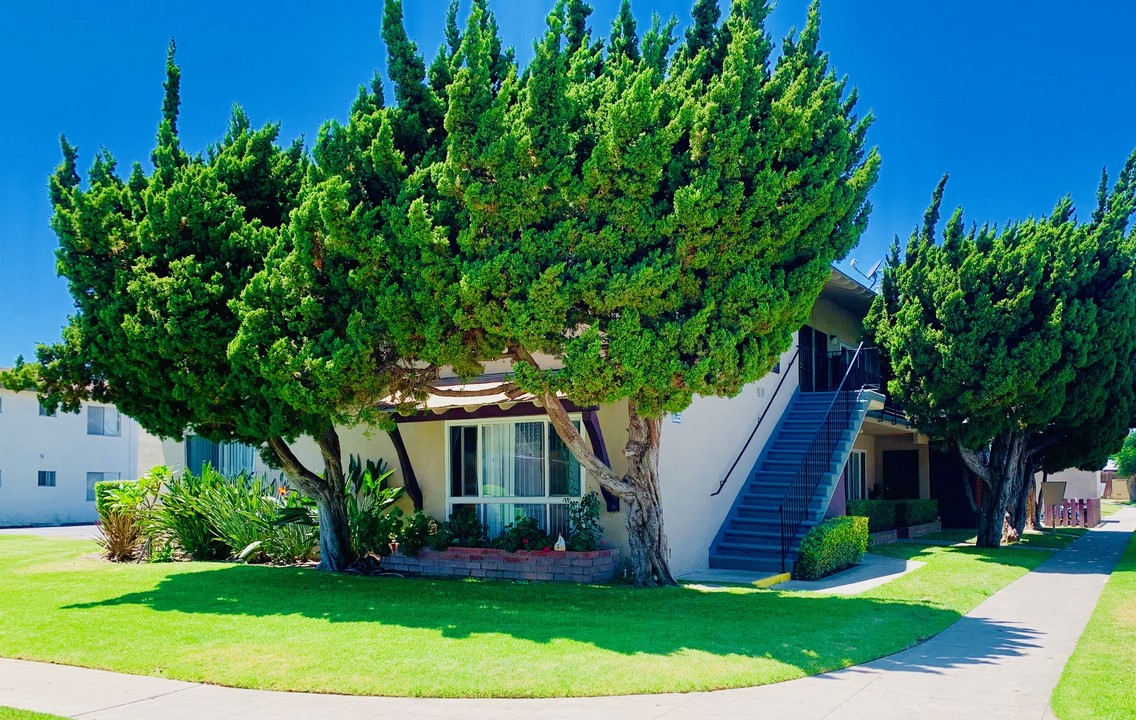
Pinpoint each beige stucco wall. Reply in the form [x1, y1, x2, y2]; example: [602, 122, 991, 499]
[1035, 468, 1103, 500]
[808, 296, 864, 348]
[856, 434, 880, 495]
[654, 340, 801, 576]
[873, 433, 931, 499]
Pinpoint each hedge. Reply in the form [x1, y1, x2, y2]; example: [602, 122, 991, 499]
[94, 480, 137, 519]
[847, 499, 897, 532]
[897, 498, 939, 526]
[794, 516, 868, 580]
[847, 499, 939, 531]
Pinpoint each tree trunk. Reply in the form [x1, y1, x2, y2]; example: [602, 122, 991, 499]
[622, 405, 675, 586]
[267, 429, 356, 572]
[527, 384, 676, 587]
[961, 431, 1030, 549]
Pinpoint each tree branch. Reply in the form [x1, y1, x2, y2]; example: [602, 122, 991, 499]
[509, 345, 637, 499]
[428, 383, 520, 398]
[266, 436, 324, 488]
[956, 438, 992, 488]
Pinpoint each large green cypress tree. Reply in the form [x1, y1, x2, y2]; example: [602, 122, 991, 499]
[384, 0, 878, 585]
[24, 46, 377, 570]
[868, 156, 1136, 547]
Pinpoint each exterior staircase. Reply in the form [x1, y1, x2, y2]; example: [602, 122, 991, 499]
[709, 388, 879, 573]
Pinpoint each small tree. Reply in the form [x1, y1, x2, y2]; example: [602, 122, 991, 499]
[1113, 430, 1136, 478]
[869, 157, 1136, 547]
[379, 0, 878, 584]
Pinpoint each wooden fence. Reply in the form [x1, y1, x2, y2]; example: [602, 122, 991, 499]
[1044, 498, 1101, 528]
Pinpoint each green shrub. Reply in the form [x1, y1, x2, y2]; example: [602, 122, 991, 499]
[565, 491, 603, 551]
[491, 515, 553, 552]
[345, 456, 404, 557]
[146, 467, 227, 561]
[847, 499, 898, 532]
[437, 506, 486, 548]
[94, 480, 138, 519]
[95, 511, 142, 562]
[193, 471, 277, 560]
[794, 516, 869, 580]
[397, 512, 442, 556]
[897, 499, 939, 526]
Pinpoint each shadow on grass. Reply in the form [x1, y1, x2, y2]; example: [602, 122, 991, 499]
[61, 557, 1040, 676]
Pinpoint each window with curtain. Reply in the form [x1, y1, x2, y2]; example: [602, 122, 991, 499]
[844, 450, 867, 502]
[446, 417, 586, 539]
[185, 435, 256, 476]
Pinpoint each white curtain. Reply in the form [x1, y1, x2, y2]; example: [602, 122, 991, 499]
[514, 422, 545, 497]
[481, 424, 513, 497]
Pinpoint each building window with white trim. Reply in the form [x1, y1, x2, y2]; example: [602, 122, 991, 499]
[38, 471, 57, 487]
[446, 416, 585, 539]
[844, 450, 867, 502]
[87, 406, 121, 436]
[86, 472, 122, 501]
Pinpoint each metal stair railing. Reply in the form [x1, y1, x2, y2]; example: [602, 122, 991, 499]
[777, 343, 880, 572]
[712, 349, 800, 497]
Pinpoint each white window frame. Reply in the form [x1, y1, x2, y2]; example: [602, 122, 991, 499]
[443, 414, 588, 531]
[86, 471, 122, 501]
[87, 406, 121, 437]
[37, 470, 57, 487]
[844, 450, 867, 502]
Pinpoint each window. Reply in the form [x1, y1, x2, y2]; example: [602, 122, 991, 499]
[185, 435, 256, 476]
[37, 471, 57, 487]
[86, 472, 121, 501]
[446, 416, 584, 539]
[87, 406, 121, 436]
[844, 450, 867, 502]
[38, 401, 56, 417]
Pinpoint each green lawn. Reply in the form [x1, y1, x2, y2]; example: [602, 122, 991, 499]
[1051, 531, 1136, 720]
[918, 527, 1087, 549]
[0, 708, 69, 720]
[0, 534, 1050, 698]
[1101, 499, 1133, 517]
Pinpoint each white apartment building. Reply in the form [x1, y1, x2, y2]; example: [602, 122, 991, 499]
[0, 387, 164, 526]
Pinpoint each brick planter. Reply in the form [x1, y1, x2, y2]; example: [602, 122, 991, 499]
[869, 529, 898, 545]
[383, 546, 619, 583]
[897, 520, 942, 539]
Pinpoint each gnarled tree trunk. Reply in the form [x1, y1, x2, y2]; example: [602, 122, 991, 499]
[267, 428, 355, 571]
[535, 389, 676, 587]
[958, 431, 1030, 548]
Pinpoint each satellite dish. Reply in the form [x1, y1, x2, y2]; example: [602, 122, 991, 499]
[849, 257, 883, 290]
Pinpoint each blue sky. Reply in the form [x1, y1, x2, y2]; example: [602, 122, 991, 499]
[1, 1, 1134, 362]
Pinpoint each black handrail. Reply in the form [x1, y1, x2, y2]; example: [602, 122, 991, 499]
[778, 343, 880, 573]
[712, 349, 800, 497]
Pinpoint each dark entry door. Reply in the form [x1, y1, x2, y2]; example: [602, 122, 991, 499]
[882, 449, 920, 499]
[929, 445, 979, 528]
[798, 325, 831, 392]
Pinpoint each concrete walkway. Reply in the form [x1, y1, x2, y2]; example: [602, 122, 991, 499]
[2, 508, 1132, 720]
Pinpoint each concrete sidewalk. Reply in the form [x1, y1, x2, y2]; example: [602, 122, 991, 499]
[2, 508, 1132, 720]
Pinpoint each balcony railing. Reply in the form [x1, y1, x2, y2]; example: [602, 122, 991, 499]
[778, 344, 880, 573]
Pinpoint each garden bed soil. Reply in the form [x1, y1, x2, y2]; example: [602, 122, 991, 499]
[898, 520, 942, 539]
[383, 546, 619, 583]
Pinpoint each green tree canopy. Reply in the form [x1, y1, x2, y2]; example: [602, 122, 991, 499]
[869, 155, 1136, 547]
[374, 0, 878, 584]
[23, 43, 394, 570]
